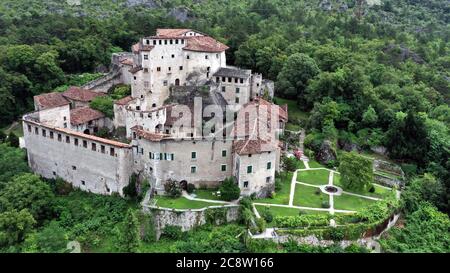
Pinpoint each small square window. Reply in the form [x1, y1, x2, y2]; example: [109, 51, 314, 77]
[74, 138, 79, 146]
[101, 145, 105, 153]
[266, 176, 271, 183]
[42, 129, 46, 137]
[168, 67, 171, 71]
[243, 181, 249, 188]
[91, 143, 96, 151]
[144, 54, 148, 60]
[247, 165, 252, 174]
[235, 97, 239, 104]
[221, 165, 227, 172]
[157, 67, 161, 72]
[222, 77, 225, 82]
[205, 55, 208, 59]
[179, 66, 183, 70]
[72, 166, 76, 170]
[50, 131, 54, 139]
[228, 77, 232, 83]
[110, 147, 115, 156]
[222, 150, 227, 157]
[240, 78, 244, 84]
[216, 77, 220, 83]
[163, 80, 168, 86]
[83, 140, 87, 148]
[191, 166, 197, 173]
[171, 54, 175, 58]
[186, 55, 190, 59]
[57, 134, 62, 142]
[66, 136, 70, 143]
[236, 88, 240, 93]
[267, 162, 272, 170]
[191, 151, 197, 159]
[81, 181, 85, 186]
[222, 86, 226, 92]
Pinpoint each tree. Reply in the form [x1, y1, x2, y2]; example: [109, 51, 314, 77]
[276, 53, 320, 106]
[164, 179, 182, 198]
[219, 177, 240, 201]
[118, 209, 140, 253]
[23, 221, 68, 253]
[362, 105, 378, 126]
[90, 96, 114, 118]
[0, 173, 54, 221]
[0, 209, 36, 247]
[338, 152, 374, 191]
[281, 155, 298, 173]
[402, 173, 446, 214]
[6, 132, 19, 148]
[0, 143, 29, 186]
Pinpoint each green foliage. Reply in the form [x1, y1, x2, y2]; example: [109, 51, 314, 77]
[274, 214, 330, 228]
[402, 173, 446, 213]
[23, 221, 68, 253]
[0, 173, 54, 222]
[219, 177, 240, 201]
[118, 209, 140, 253]
[380, 203, 450, 253]
[123, 173, 138, 199]
[186, 183, 195, 194]
[110, 84, 131, 100]
[0, 143, 29, 186]
[281, 155, 298, 172]
[6, 132, 19, 148]
[89, 96, 114, 118]
[164, 179, 182, 198]
[261, 207, 274, 223]
[0, 209, 36, 247]
[162, 225, 183, 240]
[338, 152, 374, 191]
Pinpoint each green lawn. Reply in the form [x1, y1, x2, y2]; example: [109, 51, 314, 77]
[154, 196, 218, 209]
[296, 160, 306, 170]
[307, 160, 324, 168]
[333, 193, 376, 211]
[193, 189, 222, 201]
[258, 172, 293, 205]
[255, 205, 319, 217]
[274, 97, 310, 122]
[297, 169, 330, 186]
[333, 173, 393, 199]
[293, 184, 328, 208]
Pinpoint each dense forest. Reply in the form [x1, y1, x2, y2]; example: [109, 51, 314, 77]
[0, 0, 449, 253]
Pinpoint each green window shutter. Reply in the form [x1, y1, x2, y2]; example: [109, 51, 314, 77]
[247, 166, 252, 173]
[222, 150, 227, 157]
[221, 165, 226, 171]
[267, 162, 272, 170]
[171, 154, 174, 160]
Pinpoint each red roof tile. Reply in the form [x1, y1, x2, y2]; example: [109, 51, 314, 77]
[114, 96, 134, 106]
[130, 125, 170, 142]
[34, 92, 70, 110]
[233, 139, 277, 155]
[70, 107, 105, 125]
[156, 28, 192, 37]
[183, 36, 229, 53]
[120, 58, 133, 66]
[63, 86, 105, 102]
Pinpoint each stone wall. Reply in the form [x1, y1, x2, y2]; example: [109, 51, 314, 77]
[143, 204, 240, 239]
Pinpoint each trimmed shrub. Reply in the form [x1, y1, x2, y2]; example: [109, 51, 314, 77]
[164, 179, 182, 198]
[321, 201, 330, 208]
[261, 208, 274, 223]
[219, 177, 240, 201]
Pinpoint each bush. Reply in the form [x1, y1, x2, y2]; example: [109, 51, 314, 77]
[162, 225, 183, 240]
[123, 173, 138, 198]
[321, 201, 330, 208]
[186, 183, 195, 194]
[7, 132, 19, 147]
[219, 177, 240, 201]
[256, 218, 266, 233]
[261, 208, 274, 223]
[164, 179, 182, 198]
[274, 214, 330, 228]
[368, 185, 375, 193]
[239, 197, 252, 210]
[329, 228, 345, 241]
[274, 178, 282, 191]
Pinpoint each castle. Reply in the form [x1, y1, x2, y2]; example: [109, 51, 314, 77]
[22, 29, 288, 198]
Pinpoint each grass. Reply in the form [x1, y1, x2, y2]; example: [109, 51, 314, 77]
[274, 97, 310, 122]
[296, 160, 306, 170]
[333, 173, 393, 199]
[293, 184, 328, 208]
[1, 120, 24, 137]
[193, 189, 222, 201]
[286, 123, 301, 131]
[297, 169, 330, 186]
[257, 172, 293, 205]
[255, 205, 319, 217]
[333, 193, 376, 211]
[307, 160, 324, 168]
[154, 196, 218, 209]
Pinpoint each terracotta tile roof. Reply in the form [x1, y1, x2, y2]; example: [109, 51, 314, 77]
[156, 28, 192, 37]
[130, 125, 170, 142]
[34, 92, 70, 110]
[233, 139, 277, 155]
[183, 36, 229, 53]
[252, 98, 288, 121]
[63, 86, 105, 102]
[23, 119, 130, 148]
[114, 96, 134, 106]
[132, 42, 154, 53]
[129, 66, 143, 74]
[70, 107, 105, 125]
[120, 58, 133, 66]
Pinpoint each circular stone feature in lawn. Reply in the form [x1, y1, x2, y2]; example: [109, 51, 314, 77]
[319, 185, 343, 196]
[325, 186, 338, 193]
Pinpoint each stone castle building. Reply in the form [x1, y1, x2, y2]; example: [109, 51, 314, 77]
[22, 29, 288, 198]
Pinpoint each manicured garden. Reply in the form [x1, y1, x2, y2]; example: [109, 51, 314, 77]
[154, 196, 218, 209]
[193, 188, 222, 201]
[333, 193, 376, 211]
[257, 172, 293, 205]
[297, 169, 330, 185]
[293, 184, 328, 208]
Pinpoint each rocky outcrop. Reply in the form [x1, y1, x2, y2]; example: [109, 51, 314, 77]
[168, 7, 194, 23]
[316, 140, 337, 165]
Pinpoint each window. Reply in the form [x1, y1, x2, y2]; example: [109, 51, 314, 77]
[144, 54, 148, 60]
[175, 39, 179, 44]
[266, 176, 271, 183]
[222, 86, 226, 92]
[136, 106, 140, 111]
[186, 55, 190, 59]
[236, 88, 240, 93]
[159, 40, 162, 45]
[216, 54, 219, 58]
[235, 78, 238, 83]
[171, 54, 175, 58]
[191, 166, 197, 173]
[170, 154, 174, 161]
[235, 97, 239, 104]
[205, 55, 208, 59]
[91, 143, 96, 151]
[35, 127, 38, 134]
[146, 40, 149, 45]
[157, 67, 161, 71]
[216, 77, 220, 83]
[149, 152, 153, 159]
[221, 164, 227, 172]
[170, 39, 173, 45]
[72, 166, 76, 170]
[222, 77, 225, 82]
[144, 68, 148, 73]
[267, 162, 272, 170]
[179, 66, 183, 70]
[247, 165, 252, 174]
[50, 131, 54, 139]
[240, 78, 244, 84]
[134, 76, 136, 80]
[74, 138, 78, 146]
[164, 40, 167, 45]
[42, 129, 46, 137]
[101, 145, 105, 153]
[228, 77, 232, 83]
[152, 103, 156, 108]
[27, 125, 31, 132]
[83, 140, 87, 148]
[163, 80, 168, 86]
[243, 181, 249, 188]
[64, 122, 67, 128]
[222, 150, 227, 157]
[66, 136, 70, 143]
[144, 81, 149, 88]
[181, 39, 184, 44]
[153, 40, 156, 45]
[57, 134, 62, 142]
[81, 181, 85, 186]
[63, 116, 66, 121]
[168, 67, 171, 71]
[110, 147, 115, 156]
[191, 151, 197, 159]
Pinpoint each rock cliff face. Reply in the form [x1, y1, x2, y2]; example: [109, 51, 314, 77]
[316, 140, 337, 165]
